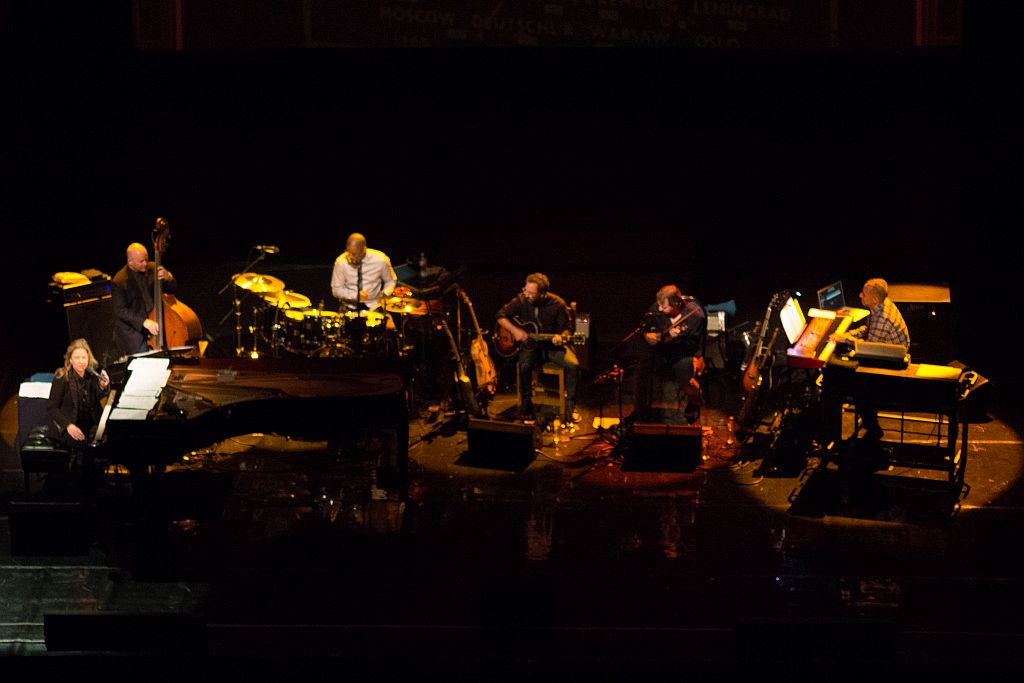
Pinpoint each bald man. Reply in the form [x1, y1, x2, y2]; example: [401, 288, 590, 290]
[330, 232, 396, 312]
[111, 242, 176, 358]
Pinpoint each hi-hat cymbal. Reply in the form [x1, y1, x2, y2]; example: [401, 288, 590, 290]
[384, 296, 428, 315]
[233, 272, 285, 293]
[261, 290, 311, 309]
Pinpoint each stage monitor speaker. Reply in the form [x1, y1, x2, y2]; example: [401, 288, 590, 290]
[624, 423, 702, 472]
[8, 501, 90, 556]
[467, 418, 539, 461]
[44, 612, 206, 653]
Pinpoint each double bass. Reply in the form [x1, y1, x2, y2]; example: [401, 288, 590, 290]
[148, 217, 204, 352]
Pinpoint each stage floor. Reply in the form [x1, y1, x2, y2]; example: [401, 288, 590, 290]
[1, 367, 1023, 675]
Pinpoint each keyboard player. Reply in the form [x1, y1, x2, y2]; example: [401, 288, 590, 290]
[828, 278, 911, 440]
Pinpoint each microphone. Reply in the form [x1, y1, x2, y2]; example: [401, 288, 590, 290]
[87, 366, 106, 381]
[255, 245, 280, 254]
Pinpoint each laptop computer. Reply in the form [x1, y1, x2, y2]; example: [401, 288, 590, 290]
[816, 281, 846, 312]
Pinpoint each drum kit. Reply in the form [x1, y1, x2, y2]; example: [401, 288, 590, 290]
[230, 272, 432, 359]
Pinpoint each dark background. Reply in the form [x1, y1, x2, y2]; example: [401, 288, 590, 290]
[3, 2, 1009, 407]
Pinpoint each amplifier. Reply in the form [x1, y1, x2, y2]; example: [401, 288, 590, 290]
[623, 422, 702, 472]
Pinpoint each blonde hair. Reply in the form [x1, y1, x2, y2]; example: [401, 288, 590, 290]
[54, 338, 99, 379]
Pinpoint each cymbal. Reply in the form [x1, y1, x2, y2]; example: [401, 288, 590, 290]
[384, 296, 428, 316]
[261, 290, 311, 309]
[233, 272, 285, 293]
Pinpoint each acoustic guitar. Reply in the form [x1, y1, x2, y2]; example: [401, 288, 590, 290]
[459, 288, 497, 398]
[494, 316, 586, 358]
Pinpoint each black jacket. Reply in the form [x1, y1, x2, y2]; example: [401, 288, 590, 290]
[642, 298, 706, 361]
[496, 292, 573, 340]
[111, 262, 176, 358]
[46, 370, 107, 442]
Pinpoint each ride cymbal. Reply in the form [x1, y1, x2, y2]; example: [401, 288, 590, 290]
[384, 297, 428, 315]
[233, 272, 285, 293]
[262, 290, 311, 309]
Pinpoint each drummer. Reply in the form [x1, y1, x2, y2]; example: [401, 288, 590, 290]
[330, 232, 397, 313]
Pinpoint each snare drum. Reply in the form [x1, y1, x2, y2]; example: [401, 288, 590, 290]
[316, 310, 343, 342]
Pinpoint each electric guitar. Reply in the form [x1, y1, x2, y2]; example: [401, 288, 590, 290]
[458, 288, 497, 398]
[737, 291, 788, 428]
[494, 316, 586, 358]
[740, 291, 788, 396]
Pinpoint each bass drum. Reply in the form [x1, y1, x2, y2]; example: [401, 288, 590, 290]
[279, 308, 324, 355]
[342, 310, 389, 355]
[313, 342, 355, 358]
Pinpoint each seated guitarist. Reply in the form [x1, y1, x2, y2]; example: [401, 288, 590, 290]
[496, 272, 580, 425]
[634, 284, 706, 424]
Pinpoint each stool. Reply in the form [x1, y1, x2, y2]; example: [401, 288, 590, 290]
[518, 362, 566, 419]
[19, 425, 74, 501]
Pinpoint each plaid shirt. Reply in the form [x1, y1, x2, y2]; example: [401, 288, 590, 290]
[849, 297, 910, 346]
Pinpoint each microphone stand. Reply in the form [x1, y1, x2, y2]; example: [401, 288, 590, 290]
[590, 364, 626, 444]
[218, 250, 268, 358]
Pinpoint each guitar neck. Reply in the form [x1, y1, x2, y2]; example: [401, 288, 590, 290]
[460, 290, 485, 338]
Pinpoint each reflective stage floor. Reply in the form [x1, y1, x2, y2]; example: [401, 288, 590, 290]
[1, 367, 1023, 678]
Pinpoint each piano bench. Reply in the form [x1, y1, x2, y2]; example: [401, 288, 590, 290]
[19, 426, 75, 501]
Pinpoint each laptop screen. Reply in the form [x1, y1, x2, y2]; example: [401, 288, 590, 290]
[817, 281, 845, 311]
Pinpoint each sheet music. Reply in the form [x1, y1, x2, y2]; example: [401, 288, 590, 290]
[110, 408, 151, 420]
[114, 356, 171, 416]
[117, 393, 166, 410]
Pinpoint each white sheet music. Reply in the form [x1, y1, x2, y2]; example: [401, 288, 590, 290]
[110, 407, 151, 420]
[112, 357, 171, 417]
[117, 394, 165, 410]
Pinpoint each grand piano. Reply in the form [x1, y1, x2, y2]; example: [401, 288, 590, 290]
[97, 355, 413, 476]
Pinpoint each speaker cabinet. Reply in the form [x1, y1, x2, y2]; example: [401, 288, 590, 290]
[466, 418, 539, 467]
[623, 423, 702, 472]
[62, 281, 116, 365]
[889, 283, 956, 365]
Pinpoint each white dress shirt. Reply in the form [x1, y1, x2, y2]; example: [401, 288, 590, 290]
[330, 248, 397, 311]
